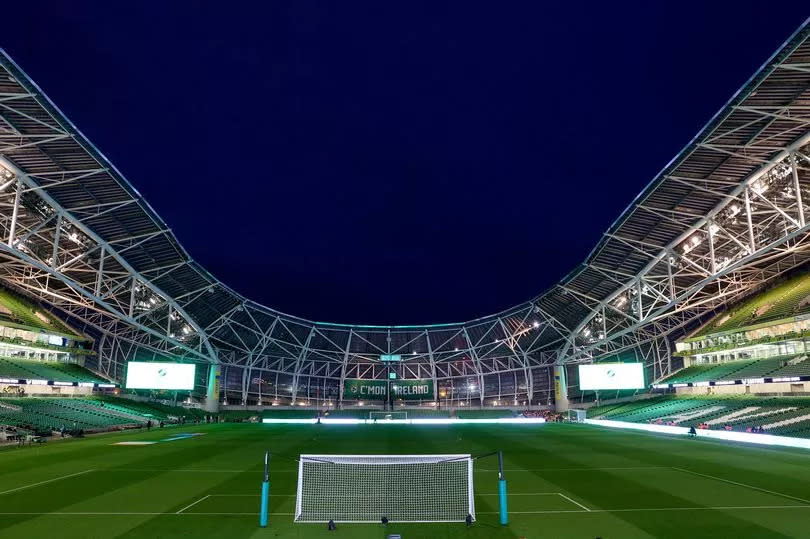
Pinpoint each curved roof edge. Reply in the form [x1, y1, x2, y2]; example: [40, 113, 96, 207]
[0, 17, 808, 357]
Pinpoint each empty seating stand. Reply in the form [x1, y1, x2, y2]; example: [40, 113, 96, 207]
[0, 357, 107, 384]
[660, 355, 810, 385]
[589, 396, 810, 438]
[701, 273, 810, 335]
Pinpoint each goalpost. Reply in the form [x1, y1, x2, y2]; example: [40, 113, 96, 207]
[368, 411, 408, 421]
[295, 454, 475, 523]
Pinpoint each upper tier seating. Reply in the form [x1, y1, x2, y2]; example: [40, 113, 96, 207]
[660, 355, 810, 384]
[0, 357, 107, 383]
[700, 272, 810, 335]
[0, 288, 76, 336]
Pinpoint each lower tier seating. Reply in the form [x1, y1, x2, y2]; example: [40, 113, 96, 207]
[588, 395, 810, 438]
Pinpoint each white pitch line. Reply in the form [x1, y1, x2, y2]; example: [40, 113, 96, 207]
[107, 469, 247, 473]
[672, 467, 810, 505]
[479, 505, 810, 514]
[215, 492, 573, 498]
[0, 506, 807, 516]
[478, 493, 561, 496]
[476, 466, 667, 472]
[0, 469, 96, 496]
[209, 494, 289, 497]
[558, 493, 591, 512]
[0, 512, 292, 516]
[175, 495, 210, 514]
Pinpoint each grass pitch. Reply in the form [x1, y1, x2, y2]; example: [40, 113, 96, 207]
[1, 422, 809, 538]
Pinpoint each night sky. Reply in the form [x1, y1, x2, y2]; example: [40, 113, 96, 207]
[3, 3, 808, 324]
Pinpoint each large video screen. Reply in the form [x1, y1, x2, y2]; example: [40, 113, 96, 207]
[125, 362, 196, 390]
[578, 363, 644, 390]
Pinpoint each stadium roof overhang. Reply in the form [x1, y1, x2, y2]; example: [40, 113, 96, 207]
[0, 18, 810, 379]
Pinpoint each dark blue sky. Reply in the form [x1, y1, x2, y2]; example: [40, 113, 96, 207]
[3, 2, 809, 324]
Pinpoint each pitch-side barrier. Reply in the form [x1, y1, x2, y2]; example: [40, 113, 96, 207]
[585, 418, 810, 450]
[261, 417, 546, 425]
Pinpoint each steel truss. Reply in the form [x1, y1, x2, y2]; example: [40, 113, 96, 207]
[560, 136, 810, 366]
[0, 156, 215, 364]
[1, 23, 810, 405]
[211, 303, 562, 405]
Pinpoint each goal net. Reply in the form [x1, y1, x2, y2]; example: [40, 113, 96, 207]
[295, 454, 475, 523]
[568, 409, 587, 422]
[369, 411, 407, 421]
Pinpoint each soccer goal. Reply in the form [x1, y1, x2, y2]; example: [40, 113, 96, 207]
[568, 409, 587, 422]
[295, 454, 475, 523]
[368, 411, 407, 421]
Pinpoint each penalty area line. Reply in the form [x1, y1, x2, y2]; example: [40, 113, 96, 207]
[558, 493, 591, 511]
[175, 495, 210, 514]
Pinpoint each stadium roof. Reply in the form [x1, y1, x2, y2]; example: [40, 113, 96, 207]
[1, 17, 810, 370]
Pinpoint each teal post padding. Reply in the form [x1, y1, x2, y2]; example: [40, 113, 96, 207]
[498, 478, 508, 525]
[259, 481, 270, 527]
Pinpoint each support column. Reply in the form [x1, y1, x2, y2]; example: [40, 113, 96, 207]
[553, 364, 569, 412]
[791, 152, 805, 227]
[204, 363, 221, 412]
[7, 179, 22, 246]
